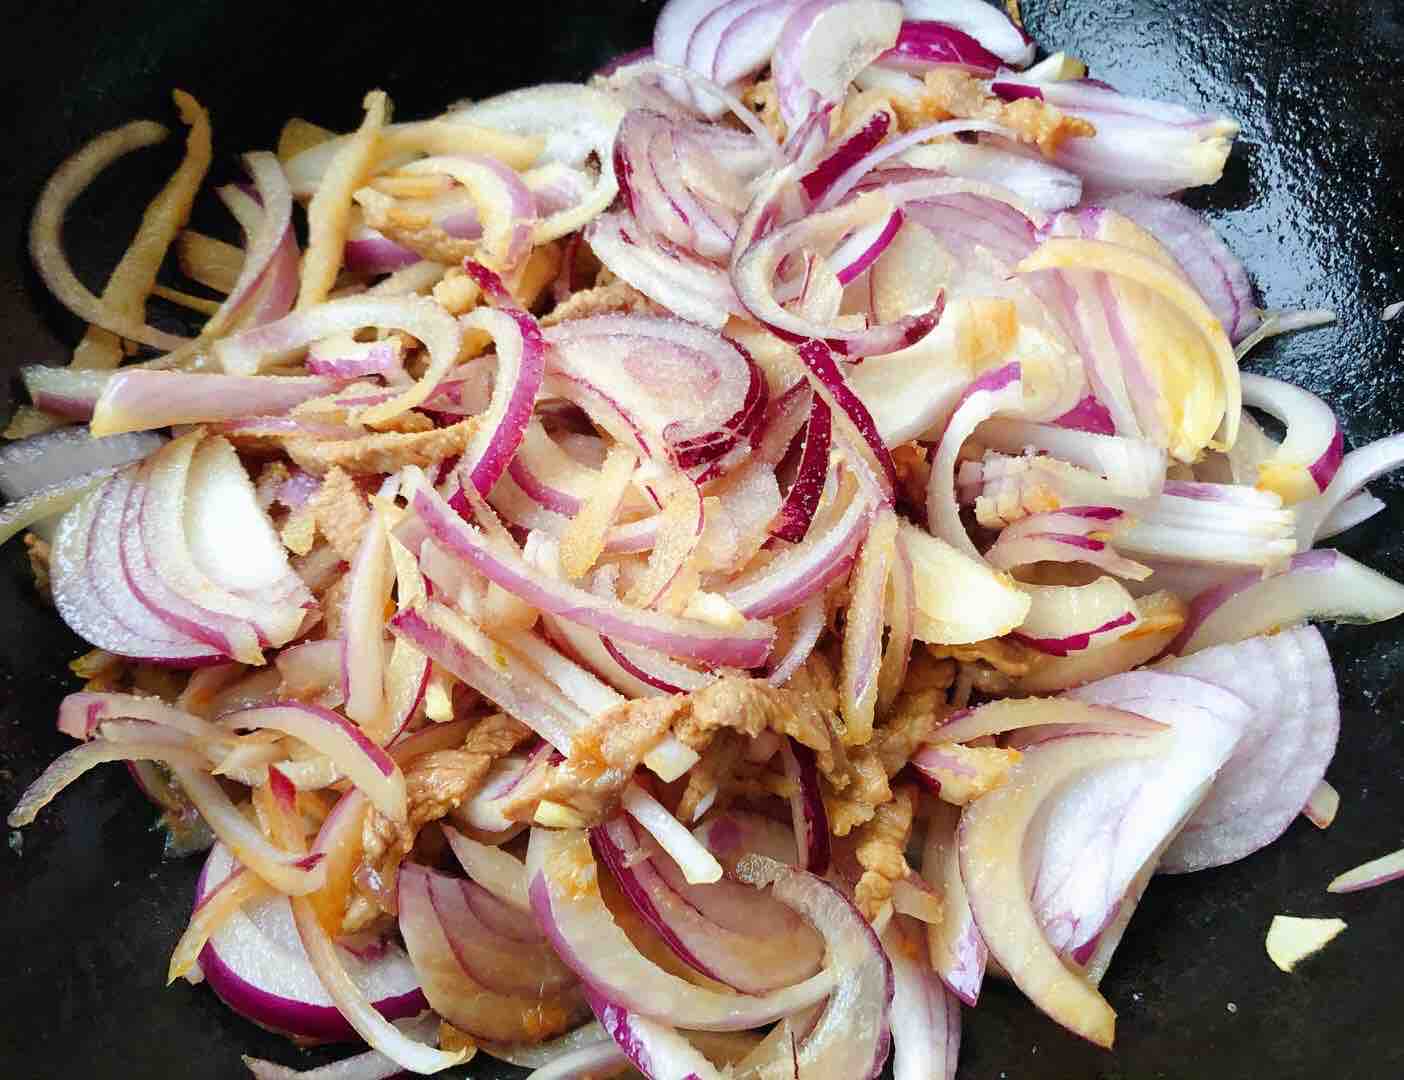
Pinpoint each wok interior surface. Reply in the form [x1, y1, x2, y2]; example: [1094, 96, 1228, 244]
[1, 1, 1401, 1076]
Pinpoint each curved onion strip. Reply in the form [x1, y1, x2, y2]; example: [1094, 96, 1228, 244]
[730, 854, 894, 1080]
[771, 396, 832, 542]
[781, 739, 831, 875]
[766, 594, 827, 688]
[220, 703, 406, 823]
[398, 852, 585, 1043]
[389, 605, 579, 752]
[242, 1014, 441, 1080]
[721, 472, 871, 619]
[771, 0, 902, 133]
[733, 181, 939, 358]
[921, 801, 986, 1006]
[1011, 577, 1139, 657]
[57, 690, 229, 743]
[840, 507, 897, 740]
[253, 779, 466, 1075]
[1240, 372, 1342, 502]
[1295, 432, 1404, 548]
[587, 988, 725, 1080]
[215, 294, 461, 425]
[527, 826, 839, 1030]
[89, 371, 342, 437]
[882, 915, 960, 1080]
[609, 60, 781, 157]
[874, 527, 915, 714]
[449, 84, 625, 243]
[168, 866, 273, 984]
[927, 362, 1023, 558]
[960, 732, 1173, 1048]
[1017, 237, 1240, 448]
[444, 825, 531, 911]
[28, 120, 190, 350]
[341, 515, 392, 739]
[402, 156, 537, 271]
[407, 485, 774, 667]
[7, 735, 205, 828]
[621, 782, 722, 885]
[1328, 846, 1404, 894]
[592, 814, 820, 994]
[815, 118, 1015, 212]
[0, 469, 115, 547]
[798, 339, 897, 501]
[1176, 548, 1404, 655]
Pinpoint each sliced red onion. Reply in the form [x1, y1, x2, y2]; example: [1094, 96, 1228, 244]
[985, 508, 1150, 580]
[1115, 481, 1296, 567]
[766, 594, 827, 687]
[800, 109, 892, 204]
[443, 825, 531, 911]
[0, 469, 120, 547]
[900, 139, 1082, 213]
[449, 84, 625, 243]
[19, 365, 112, 420]
[880, 18, 1001, 73]
[587, 988, 726, 1080]
[1098, 193, 1260, 342]
[592, 813, 822, 994]
[841, 506, 898, 737]
[798, 339, 898, 500]
[920, 801, 985, 1006]
[622, 782, 723, 885]
[1176, 549, 1404, 655]
[773, 737, 828, 874]
[341, 514, 391, 738]
[900, 0, 1032, 65]
[1316, 489, 1386, 540]
[1328, 846, 1404, 894]
[991, 76, 1239, 196]
[1153, 626, 1338, 872]
[732, 174, 940, 358]
[1052, 394, 1117, 435]
[420, 864, 577, 997]
[50, 475, 219, 665]
[1239, 372, 1343, 503]
[220, 703, 405, 823]
[585, 209, 744, 330]
[901, 518, 1031, 644]
[960, 730, 1176, 1047]
[89, 371, 343, 437]
[722, 474, 871, 618]
[304, 334, 405, 380]
[1045, 672, 1248, 958]
[772, 0, 902, 132]
[0, 426, 160, 505]
[730, 855, 893, 1079]
[28, 121, 191, 351]
[1301, 779, 1339, 830]
[527, 827, 842, 1030]
[192, 843, 424, 1042]
[710, 0, 795, 92]
[408, 485, 773, 666]
[1011, 576, 1139, 657]
[389, 605, 577, 751]
[398, 856, 585, 1043]
[927, 362, 1022, 558]
[543, 315, 761, 466]
[865, 172, 1040, 264]
[399, 154, 536, 271]
[242, 1013, 439, 1080]
[882, 916, 960, 1080]
[1295, 431, 1404, 547]
[976, 417, 1166, 498]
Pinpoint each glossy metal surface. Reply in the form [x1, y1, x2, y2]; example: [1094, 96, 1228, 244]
[1, 2, 1401, 1076]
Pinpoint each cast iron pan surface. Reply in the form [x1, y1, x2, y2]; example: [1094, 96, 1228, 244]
[1, 2, 1402, 1076]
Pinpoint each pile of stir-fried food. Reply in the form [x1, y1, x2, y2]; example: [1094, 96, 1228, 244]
[7, 1, 1404, 1076]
